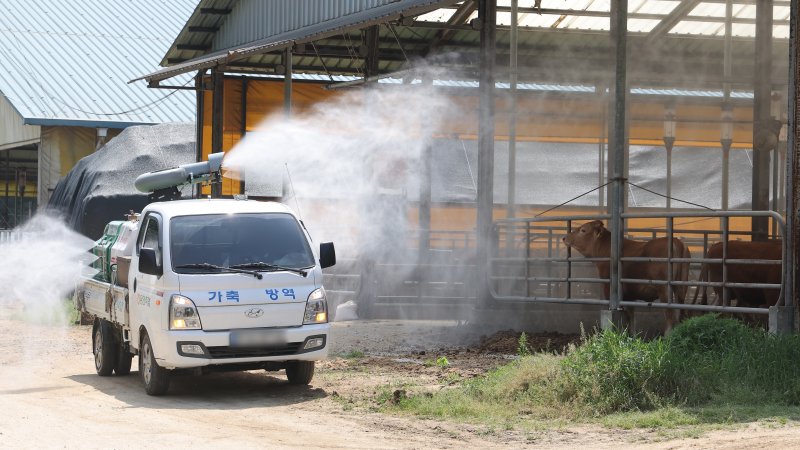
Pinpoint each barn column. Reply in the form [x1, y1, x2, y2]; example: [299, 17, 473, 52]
[773, 0, 799, 334]
[194, 70, 206, 198]
[283, 47, 292, 117]
[752, 0, 774, 240]
[476, 0, 496, 309]
[418, 144, 432, 301]
[211, 67, 224, 198]
[506, 0, 518, 220]
[602, 0, 630, 331]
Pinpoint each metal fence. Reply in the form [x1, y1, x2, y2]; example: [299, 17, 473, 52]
[0, 229, 20, 243]
[489, 211, 787, 317]
[321, 228, 477, 320]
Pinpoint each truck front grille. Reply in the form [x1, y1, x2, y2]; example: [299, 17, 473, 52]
[206, 343, 302, 359]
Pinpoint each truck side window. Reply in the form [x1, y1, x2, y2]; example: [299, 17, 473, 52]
[137, 215, 161, 258]
[143, 220, 159, 250]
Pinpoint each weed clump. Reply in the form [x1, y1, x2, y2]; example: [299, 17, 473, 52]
[388, 314, 800, 423]
[559, 328, 669, 414]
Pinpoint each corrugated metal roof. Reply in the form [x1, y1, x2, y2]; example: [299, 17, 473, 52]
[214, 0, 401, 51]
[0, 0, 197, 128]
[139, 0, 455, 84]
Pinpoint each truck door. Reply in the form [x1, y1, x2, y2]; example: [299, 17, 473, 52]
[130, 212, 166, 352]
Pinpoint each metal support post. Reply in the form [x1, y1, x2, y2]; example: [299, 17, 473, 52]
[283, 47, 292, 117]
[780, 0, 798, 331]
[476, 0, 497, 309]
[603, 0, 629, 331]
[211, 68, 224, 198]
[418, 144, 432, 301]
[364, 25, 380, 77]
[240, 77, 248, 194]
[752, 0, 774, 240]
[194, 70, 206, 198]
[507, 0, 518, 220]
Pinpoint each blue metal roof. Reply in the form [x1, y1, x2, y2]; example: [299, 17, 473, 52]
[0, 0, 197, 128]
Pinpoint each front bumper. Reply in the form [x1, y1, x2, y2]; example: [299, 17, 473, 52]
[152, 323, 330, 369]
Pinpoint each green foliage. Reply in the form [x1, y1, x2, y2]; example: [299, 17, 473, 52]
[342, 350, 365, 359]
[387, 314, 800, 426]
[559, 328, 670, 414]
[423, 356, 451, 368]
[517, 332, 531, 357]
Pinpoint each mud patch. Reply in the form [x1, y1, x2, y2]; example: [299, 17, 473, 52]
[476, 330, 581, 355]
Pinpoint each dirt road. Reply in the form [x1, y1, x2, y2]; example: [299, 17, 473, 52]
[1, 307, 799, 449]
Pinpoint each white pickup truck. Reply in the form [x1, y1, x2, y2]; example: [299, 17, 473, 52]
[75, 198, 336, 395]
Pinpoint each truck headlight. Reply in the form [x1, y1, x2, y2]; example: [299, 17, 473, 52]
[303, 288, 328, 324]
[170, 295, 202, 330]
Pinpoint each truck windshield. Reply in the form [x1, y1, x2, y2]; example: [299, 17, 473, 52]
[170, 213, 315, 273]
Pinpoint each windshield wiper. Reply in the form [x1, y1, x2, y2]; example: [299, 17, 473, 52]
[230, 262, 310, 277]
[175, 263, 263, 280]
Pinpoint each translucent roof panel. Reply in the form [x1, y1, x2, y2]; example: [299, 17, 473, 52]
[415, 0, 790, 39]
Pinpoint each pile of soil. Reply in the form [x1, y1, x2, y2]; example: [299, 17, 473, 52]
[476, 330, 581, 355]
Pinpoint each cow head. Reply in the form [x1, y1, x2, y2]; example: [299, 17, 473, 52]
[562, 220, 606, 255]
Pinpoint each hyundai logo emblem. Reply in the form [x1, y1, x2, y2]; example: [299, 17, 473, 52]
[245, 308, 264, 318]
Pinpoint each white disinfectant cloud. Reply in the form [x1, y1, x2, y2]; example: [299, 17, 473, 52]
[223, 71, 458, 259]
[0, 214, 96, 324]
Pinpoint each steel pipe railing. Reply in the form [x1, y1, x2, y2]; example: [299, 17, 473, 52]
[489, 211, 787, 315]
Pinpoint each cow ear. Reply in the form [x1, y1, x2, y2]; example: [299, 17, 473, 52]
[591, 220, 605, 236]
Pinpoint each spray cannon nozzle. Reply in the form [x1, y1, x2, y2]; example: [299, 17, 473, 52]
[134, 152, 224, 194]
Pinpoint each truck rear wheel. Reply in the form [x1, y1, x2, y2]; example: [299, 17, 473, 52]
[285, 361, 315, 385]
[139, 333, 170, 396]
[114, 342, 133, 376]
[93, 319, 116, 376]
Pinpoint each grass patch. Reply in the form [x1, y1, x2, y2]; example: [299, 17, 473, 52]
[340, 350, 365, 359]
[383, 315, 800, 431]
[11, 298, 78, 326]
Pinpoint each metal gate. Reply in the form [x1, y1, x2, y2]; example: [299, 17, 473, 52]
[489, 211, 788, 324]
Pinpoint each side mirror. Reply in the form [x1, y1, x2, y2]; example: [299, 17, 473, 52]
[319, 242, 336, 269]
[139, 248, 163, 277]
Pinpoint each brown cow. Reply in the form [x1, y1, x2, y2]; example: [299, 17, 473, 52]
[693, 240, 782, 309]
[562, 220, 691, 333]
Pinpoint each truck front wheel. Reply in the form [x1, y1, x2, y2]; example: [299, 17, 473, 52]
[139, 333, 170, 395]
[285, 361, 315, 385]
[93, 319, 116, 376]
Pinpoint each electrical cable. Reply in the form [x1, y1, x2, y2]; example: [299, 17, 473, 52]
[627, 181, 715, 211]
[535, 180, 613, 217]
[534, 178, 716, 218]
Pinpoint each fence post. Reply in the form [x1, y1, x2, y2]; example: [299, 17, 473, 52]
[357, 259, 375, 319]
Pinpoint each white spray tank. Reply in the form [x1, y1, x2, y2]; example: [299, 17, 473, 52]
[134, 152, 224, 198]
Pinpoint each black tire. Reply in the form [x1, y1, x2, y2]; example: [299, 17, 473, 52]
[114, 342, 133, 376]
[285, 361, 315, 385]
[139, 333, 171, 396]
[93, 320, 116, 376]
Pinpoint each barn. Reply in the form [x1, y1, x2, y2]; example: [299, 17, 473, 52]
[133, 0, 799, 333]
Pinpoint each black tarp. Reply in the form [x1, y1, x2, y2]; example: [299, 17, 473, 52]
[47, 124, 196, 239]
